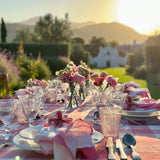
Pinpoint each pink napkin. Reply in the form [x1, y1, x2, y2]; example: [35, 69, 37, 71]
[128, 88, 151, 99]
[124, 98, 160, 111]
[124, 81, 140, 93]
[35, 118, 97, 160]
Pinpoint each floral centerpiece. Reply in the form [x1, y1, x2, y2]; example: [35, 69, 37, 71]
[92, 71, 118, 106]
[27, 78, 49, 89]
[93, 71, 117, 90]
[56, 61, 85, 108]
[77, 61, 90, 99]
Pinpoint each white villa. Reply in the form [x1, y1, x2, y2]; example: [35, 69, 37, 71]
[89, 44, 128, 68]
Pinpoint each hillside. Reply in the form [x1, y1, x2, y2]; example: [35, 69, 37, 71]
[2, 23, 34, 42]
[72, 22, 148, 44]
[0, 20, 147, 44]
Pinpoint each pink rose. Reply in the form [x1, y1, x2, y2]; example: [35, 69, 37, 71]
[93, 77, 104, 86]
[106, 76, 117, 89]
[100, 72, 108, 78]
[73, 73, 85, 85]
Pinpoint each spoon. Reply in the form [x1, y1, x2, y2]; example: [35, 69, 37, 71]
[123, 134, 141, 160]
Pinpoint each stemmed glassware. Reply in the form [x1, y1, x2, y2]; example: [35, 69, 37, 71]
[18, 93, 42, 127]
[0, 99, 15, 140]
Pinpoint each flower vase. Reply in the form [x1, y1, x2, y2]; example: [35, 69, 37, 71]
[79, 85, 85, 100]
[85, 80, 90, 96]
[67, 84, 79, 108]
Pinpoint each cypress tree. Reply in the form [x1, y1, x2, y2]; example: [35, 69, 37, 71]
[1, 18, 7, 42]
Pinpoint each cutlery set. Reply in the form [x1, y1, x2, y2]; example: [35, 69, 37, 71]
[106, 134, 141, 160]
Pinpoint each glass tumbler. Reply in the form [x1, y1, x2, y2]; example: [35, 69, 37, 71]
[99, 106, 122, 139]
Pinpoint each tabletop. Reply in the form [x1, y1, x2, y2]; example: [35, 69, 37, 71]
[0, 93, 160, 160]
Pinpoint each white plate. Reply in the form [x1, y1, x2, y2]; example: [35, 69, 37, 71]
[13, 134, 41, 151]
[19, 124, 43, 140]
[13, 127, 104, 152]
[122, 110, 160, 122]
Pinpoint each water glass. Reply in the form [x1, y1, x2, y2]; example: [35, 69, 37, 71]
[18, 95, 41, 126]
[0, 99, 15, 139]
[99, 106, 122, 139]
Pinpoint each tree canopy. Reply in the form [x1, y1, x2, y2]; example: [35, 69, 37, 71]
[13, 13, 72, 43]
[34, 13, 72, 43]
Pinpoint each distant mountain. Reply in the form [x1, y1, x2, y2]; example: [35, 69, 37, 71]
[0, 18, 148, 44]
[72, 22, 148, 44]
[19, 16, 40, 26]
[71, 21, 96, 29]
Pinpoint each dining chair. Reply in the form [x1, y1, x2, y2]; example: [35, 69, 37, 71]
[0, 73, 9, 95]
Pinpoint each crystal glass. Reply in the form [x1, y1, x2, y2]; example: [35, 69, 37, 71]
[0, 99, 15, 139]
[18, 94, 42, 126]
[99, 106, 122, 139]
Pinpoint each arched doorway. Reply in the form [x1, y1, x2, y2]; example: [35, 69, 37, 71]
[106, 59, 110, 67]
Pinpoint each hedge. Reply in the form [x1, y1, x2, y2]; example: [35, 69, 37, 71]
[145, 46, 160, 85]
[0, 43, 70, 57]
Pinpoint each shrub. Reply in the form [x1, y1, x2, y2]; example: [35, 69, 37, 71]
[134, 65, 146, 79]
[0, 43, 70, 57]
[146, 46, 160, 85]
[0, 49, 20, 96]
[44, 57, 68, 76]
[126, 53, 135, 73]
[70, 44, 89, 65]
[15, 54, 51, 82]
[126, 47, 145, 74]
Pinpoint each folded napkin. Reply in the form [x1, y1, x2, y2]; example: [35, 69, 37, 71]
[124, 81, 140, 93]
[124, 98, 160, 111]
[128, 88, 151, 99]
[34, 112, 97, 160]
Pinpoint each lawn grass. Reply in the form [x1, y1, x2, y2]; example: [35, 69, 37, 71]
[92, 67, 160, 100]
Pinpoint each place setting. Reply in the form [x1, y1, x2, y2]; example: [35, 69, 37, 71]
[12, 110, 104, 159]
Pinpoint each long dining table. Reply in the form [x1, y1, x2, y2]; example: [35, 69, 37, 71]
[0, 93, 160, 160]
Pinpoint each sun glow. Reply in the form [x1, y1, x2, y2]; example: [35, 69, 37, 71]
[116, 0, 160, 34]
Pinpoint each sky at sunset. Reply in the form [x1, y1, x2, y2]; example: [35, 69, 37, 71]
[0, 0, 160, 35]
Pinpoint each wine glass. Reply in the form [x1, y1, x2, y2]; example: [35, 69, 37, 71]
[18, 94, 42, 127]
[0, 99, 15, 140]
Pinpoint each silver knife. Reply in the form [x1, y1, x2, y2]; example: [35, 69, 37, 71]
[106, 137, 116, 160]
[116, 139, 128, 160]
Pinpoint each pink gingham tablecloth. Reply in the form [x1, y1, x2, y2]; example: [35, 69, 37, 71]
[1, 93, 160, 160]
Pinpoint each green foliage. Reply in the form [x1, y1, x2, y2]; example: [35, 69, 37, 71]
[146, 33, 160, 45]
[71, 37, 85, 44]
[126, 53, 135, 73]
[1, 18, 7, 43]
[70, 44, 89, 65]
[12, 28, 36, 43]
[44, 57, 68, 76]
[134, 65, 146, 79]
[87, 36, 107, 57]
[145, 46, 160, 85]
[34, 13, 72, 43]
[0, 49, 20, 96]
[0, 43, 70, 57]
[109, 40, 119, 48]
[126, 47, 145, 74]
[15, 54, 51, 82]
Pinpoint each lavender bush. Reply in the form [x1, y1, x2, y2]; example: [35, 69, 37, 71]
[0, 49, 20, 96]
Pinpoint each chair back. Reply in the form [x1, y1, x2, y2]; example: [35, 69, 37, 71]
[0, 73, 9, 95]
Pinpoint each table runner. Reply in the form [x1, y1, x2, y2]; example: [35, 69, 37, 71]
[1, 93, 160, 160]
